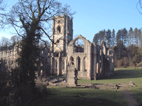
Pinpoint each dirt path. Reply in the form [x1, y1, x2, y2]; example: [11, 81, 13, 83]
[120, 87, 138, 106]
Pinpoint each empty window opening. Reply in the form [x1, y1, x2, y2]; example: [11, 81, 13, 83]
[83, 57, 87, 71]
[57, 26, 61, 33]
[54, 52, 59, 57]
[74, 39, 84, 52]
[76, 57, 80, 71]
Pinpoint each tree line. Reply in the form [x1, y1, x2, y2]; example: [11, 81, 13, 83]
[93, 27, 142, 67]
[93, 28, 142, 48]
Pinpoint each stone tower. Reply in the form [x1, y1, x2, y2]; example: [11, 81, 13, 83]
[50, 15, 73, 56]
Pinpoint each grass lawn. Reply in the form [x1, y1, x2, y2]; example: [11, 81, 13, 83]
[38, 67, 142, 106]
[78, 67, 142, 105]
[78, 67, 142, 84]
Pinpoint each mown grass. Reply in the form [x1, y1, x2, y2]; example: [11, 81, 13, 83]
[38, 67, 142, 106]
[78, 67, 142, 105]
[79, 67, 142, 84]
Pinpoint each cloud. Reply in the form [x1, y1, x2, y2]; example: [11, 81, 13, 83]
[0, 33, 12, 40]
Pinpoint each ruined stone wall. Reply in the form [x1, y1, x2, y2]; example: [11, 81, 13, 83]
[0, 46, 18, 71]
[35, 45, 51, 77]
[107, 49, 115, 76]
[67, 35, 97, 80]
[0, 43, 51, 78]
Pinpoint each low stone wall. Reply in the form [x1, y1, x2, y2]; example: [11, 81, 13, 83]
[77, 71, 88, 79]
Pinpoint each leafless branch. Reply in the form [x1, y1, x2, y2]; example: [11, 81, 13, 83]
[13, 25, 26, 40]
[40, 27, 53, 42]
[137, 0, 142, 15]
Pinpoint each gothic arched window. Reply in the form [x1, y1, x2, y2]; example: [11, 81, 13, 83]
[57, 26, 61, 33]
[74, 39, 84, 52]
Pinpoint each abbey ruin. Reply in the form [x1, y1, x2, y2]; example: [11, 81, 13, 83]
[0, 15, 115, 80]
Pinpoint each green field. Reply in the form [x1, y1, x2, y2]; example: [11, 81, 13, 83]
[38, 67, 142, 106]
[79, 67, 142, 84]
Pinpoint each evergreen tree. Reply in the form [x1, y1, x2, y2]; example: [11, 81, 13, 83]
[93, 30, 105, 45]
[116, 28, 127, 58]
[138, 29, 142, 48]
[134, 28, 139, 46]
[127, 27, 134, 46]
[93, 33, 99, 45]
[106, 29, 111, 47]
[98, 30, 105, 45]
[116, 30, 122, 59]
[121, 28, 127, 46]
[111, 29, 115, 48]
[116, 30, 121, 43]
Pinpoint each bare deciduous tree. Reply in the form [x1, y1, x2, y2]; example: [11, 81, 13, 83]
[137, 0, 142, 14]
[10, 35, 21, 46]
[8, 0, 74, 41]
[0, 0, 7, 28]
[0, 36, 10, 47]
[7, 0, 74, 96]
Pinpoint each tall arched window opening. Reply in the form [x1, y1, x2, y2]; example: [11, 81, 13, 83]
[76, 57, 80, 71]
[74, 39, 84, 52]
[57, 26, 61, 33]
[83, 57, 87, 71]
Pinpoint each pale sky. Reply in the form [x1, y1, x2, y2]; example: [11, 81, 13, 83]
[0, 0, 142, 42]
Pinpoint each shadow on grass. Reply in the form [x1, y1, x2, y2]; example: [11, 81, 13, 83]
[131, 88, 142, 105]
[39, 96, 121, 106]
[36, 87, 126, 106]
